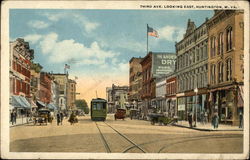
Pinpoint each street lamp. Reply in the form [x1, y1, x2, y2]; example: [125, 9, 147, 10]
[194, 87, 198, 127]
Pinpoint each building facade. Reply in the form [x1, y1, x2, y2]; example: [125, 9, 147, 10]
[9, 38, 34, 115]
[9, 38, 33, 98]
[128, 57, 143, 109]
[155, 76, 166, 113]
[39, 72, 52, 105]
[207, 10, 244, 125]
[51, 73, 68, 111]
[175, 18, 209, 121]
[67, 79, 77, 110]
[140, 52, 155, 117]
[166, 73, 177, 118]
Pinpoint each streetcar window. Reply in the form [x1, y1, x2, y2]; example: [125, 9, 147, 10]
[93, 104, 97, 110]
[97, 103, 102, 110]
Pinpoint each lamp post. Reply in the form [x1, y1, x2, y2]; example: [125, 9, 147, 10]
[194, 87, 198, 127]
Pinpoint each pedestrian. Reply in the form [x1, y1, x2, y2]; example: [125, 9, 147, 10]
[60, 112, 64, 125]
[56, 112, 61, 126]
[13, 111, 17, 124]
[239, 112, 243, 128]
[10, 110, 14, 125]
[188, 113, 193, 128]
[212, 112, 219, 129]
[204, 111, 208, 124]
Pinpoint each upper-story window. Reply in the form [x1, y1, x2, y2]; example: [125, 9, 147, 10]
[218, 62, 224, 83]
[210, 64, 216, 84]
[210, 36, 216, 57]
[226, 27, 233, 51]
[196, 47, 200, 62]
[226, 58, 232, 81]
[192, 50, 195, 63]
[218, 32, 223, 55]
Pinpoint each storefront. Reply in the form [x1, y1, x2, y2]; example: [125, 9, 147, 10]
[209, 84, 242, 126]
[177, 96, 186, 120]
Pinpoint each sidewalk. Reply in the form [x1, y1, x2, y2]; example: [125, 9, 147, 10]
[173, 120, 243, 131]
[10, 117, 32, 127]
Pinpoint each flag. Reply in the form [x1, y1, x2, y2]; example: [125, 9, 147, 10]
[147, 26, 159, 38]
[65, 64, 70, 69]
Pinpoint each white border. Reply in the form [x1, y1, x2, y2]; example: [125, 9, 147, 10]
[1, 1, 249, 159]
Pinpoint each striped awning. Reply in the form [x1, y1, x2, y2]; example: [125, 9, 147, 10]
[11, 95, 30, 108]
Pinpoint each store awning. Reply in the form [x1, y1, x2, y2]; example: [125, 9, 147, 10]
[19, 96, 31, 109]
[36, 101, 46, 107]
[47, 103, 57, 110]
[11, 95, 29, 108]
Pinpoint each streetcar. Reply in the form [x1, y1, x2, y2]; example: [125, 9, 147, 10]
[90, 98, 107, 121]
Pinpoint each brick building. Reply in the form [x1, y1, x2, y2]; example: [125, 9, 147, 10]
[140, 52, 155, 117]
[39, 72, 52, 106]
[9, 38, 34, 113]
[128, 57, 143, 109]
[207, 10, 244, 125]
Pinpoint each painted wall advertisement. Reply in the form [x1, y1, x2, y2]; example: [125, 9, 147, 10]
[152, 53, 176, 77]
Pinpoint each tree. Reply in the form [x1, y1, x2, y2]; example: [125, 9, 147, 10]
[75, 99, 89, 114]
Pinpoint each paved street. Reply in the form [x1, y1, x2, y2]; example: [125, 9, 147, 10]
[10, 114, 243, 153]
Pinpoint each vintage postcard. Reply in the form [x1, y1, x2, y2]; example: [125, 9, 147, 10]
[1, 0, 249, 159]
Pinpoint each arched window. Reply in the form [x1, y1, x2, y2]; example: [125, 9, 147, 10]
[226, 27, 233, 51]
[226, 58, 232, 81]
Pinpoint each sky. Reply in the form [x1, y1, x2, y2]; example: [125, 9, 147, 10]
[10, 9, 214, 105]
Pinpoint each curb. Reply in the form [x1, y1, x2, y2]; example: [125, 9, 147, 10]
[172, 124, 243, 132]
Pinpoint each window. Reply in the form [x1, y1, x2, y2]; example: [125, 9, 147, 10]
[226, 27, 233, 51]
[218, 32, 223, 54]
[210, 36, 216, 57]
[196, 48, 200, 62]
[192, 50, 195, 63]
[226, 58, 232, 81]
[210, 64, 216, 84]
[218, 62, 224, 83]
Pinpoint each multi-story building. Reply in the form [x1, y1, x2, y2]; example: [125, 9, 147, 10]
[9, 38, 34, 114]
[166, 73, 177, 118]
[140, 52, 154, 117]
[175, 18, 209, 121]
[38, 72, 52, 107]
[51, 73, 68, 111]
[140, 52, 176, 117]
[67, 79, 77, 110]
[207, 10, 244, 125]
[106, 87, 114, 113]
[106, 84, 129, 112]
[50, 79, 59, 110]
[128, 57, 143, 109]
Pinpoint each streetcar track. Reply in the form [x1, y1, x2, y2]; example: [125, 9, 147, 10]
[123, 134, 241, 153]
[157, 134, 242, 153]
[103, 122, 147, 153]
[95, 122, 111, 153]
[95, 121, 147, 153]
